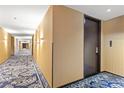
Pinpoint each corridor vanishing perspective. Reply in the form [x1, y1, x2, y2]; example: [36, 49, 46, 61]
[0, 5, 124, 88]
[0, 50, 49, 88]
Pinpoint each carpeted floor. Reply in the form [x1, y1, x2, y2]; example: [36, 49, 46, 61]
[0, 49, 49, 88]
[1, 50, 124, 88]
[64, 72, 124, 88]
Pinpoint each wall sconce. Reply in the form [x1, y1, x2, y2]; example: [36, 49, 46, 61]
[4, 36, 8, 40]
[40, 37, 44, 40]
[3, 38, 7, 41]
[40, 32, 44, 40]
[0, 39, 7, 43]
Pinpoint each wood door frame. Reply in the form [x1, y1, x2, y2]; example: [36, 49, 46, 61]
[84, 15, 101, 76]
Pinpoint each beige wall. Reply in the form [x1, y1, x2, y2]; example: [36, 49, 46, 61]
[33, 6, 53, 87]
[19, 41, 21, 50]
[102, 16, 124, 76]
[39, 6, 53, 87]
[36, 28, 40, 64]
[53, 6, 84, 87]
[33, 32, 37, 60]
[0, 27, 14, 64]
[33, 6, 84, 87]
[11, 36, 14, 55]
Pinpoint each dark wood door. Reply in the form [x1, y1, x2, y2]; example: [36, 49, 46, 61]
[84, 16, 101, 78]
[23, 43, 27, 48]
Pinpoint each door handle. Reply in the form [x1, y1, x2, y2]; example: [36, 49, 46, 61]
[96, 47, 98, 54]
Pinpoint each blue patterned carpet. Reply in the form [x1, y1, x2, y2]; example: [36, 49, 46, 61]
[1, 50, 124, 88]
[64, 72, 124, 88]
[0, 50, 49, 88]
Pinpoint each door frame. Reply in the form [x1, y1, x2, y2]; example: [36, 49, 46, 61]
[84, 15, 101, 77]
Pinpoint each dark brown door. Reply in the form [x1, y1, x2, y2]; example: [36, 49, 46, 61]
[23, 43, 27, 48]
[84, 15, 101, 78]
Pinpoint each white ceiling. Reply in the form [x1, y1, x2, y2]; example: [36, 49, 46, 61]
[67, 5, 124, 20]
[0, 5, 124, 39]
[0, 5, 48, 38]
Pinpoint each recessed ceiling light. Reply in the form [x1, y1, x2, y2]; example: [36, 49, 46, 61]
[106, 9, 111, 12]
[14, 17, 17, 20]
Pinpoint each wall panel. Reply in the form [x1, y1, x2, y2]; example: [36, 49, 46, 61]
[0, 27, 13, 64]
[102, 16, 124, 76]
[53, 6, 84, 87]
[33, 6, 53, 87]
[33, 6, 84, 87]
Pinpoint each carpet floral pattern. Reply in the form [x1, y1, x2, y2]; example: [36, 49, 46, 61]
[64, 72, 124, 88]
[1, 49, 124, 88]
[0, 50, 49, 88]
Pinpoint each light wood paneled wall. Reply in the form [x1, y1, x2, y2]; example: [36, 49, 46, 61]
[33, 6, 84, 87]
[102, 16, 124, 76]
[0, 27, 14, 64]
[53, 6, 84, 87]
[33, 6, 53, 87]
[11, 36, 14, 56]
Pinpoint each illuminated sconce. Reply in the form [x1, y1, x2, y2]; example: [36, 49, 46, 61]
[1, 39, 7, 42]
[4, 35, 8, 40]
[40, 31, 44, 40]
[5, 39, 8, 48]
[40, 37, 44, 40]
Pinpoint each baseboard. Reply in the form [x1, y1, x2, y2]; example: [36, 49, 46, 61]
[58, 78, 84, 88]
[59, 71, 124, 88]
[59, 71, 103, 88]
[0, 56, 11, 65]
[102, 71, 124, 78]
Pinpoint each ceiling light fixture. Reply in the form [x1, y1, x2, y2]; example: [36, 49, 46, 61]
[14, 17, 17, 20]
[106, 9, 111, 12]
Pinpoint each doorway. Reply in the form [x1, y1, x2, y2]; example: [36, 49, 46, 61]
[22, 43, 29, 49]
[84, 15, 101, 78]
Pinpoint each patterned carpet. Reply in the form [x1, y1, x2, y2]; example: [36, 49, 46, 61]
[16, 49, 32, 56]
[64, 72, 124, 88]
[0, 50, 49, 88]
[1, 50, 124, 88]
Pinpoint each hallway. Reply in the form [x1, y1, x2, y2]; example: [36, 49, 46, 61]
[0, 5, 124, 88]
[0, 50, 49, 88]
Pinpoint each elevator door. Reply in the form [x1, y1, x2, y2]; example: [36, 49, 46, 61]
[84, 16, 100, 78]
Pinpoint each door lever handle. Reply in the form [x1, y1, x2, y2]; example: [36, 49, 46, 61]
[96, 47, 98, 54]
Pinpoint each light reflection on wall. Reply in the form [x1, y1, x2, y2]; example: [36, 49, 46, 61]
[40, 31, 44, 48]
[4, 33, 8, 55]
